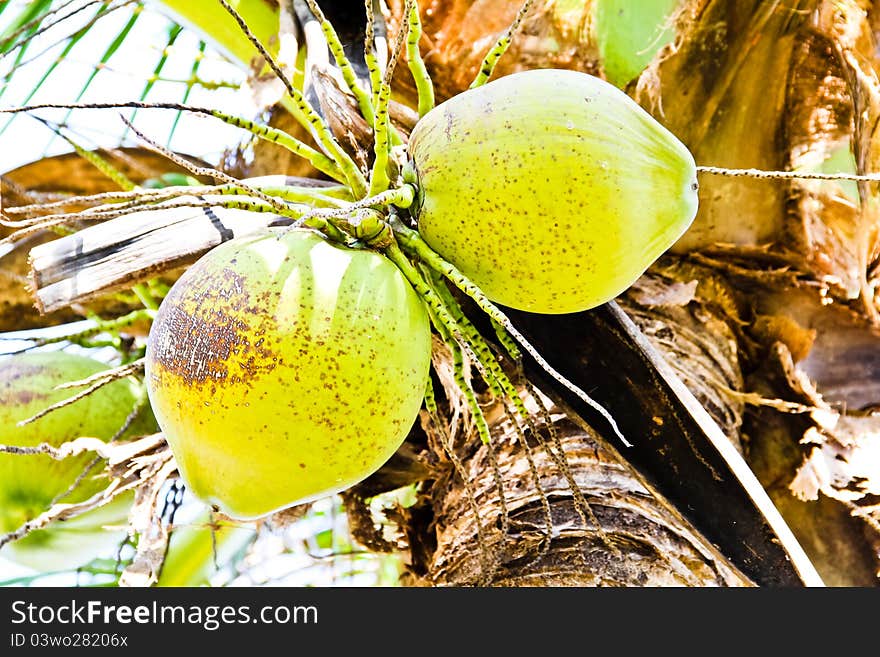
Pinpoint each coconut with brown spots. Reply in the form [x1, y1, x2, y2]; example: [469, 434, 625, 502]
[0, 352, 143, 571]
[145, 227, 432, 520]
[406, 68, 699, 314]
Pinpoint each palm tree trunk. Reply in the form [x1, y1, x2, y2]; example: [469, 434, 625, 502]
[404, 360, 751, 586]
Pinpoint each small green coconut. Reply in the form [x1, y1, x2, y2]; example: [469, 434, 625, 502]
[0, 351, 147, 571]
[145, 228, 432, 519]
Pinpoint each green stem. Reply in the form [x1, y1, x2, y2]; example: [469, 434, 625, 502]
[132, 283, 159, 311]
[363, 0, 383, 110]
[4, 183, 347, 224]
[423, 372, 438, 415]
[348, 184, 414, 211]
[425, 269, 504, 399]
[451, 341, 491, 445]
[405, 0, 434, 117]
[215, 0, 368, 197]
[368, 0, 411, 195]
[470, 0, 534, 88]
[393, 219, 630, 447]
[9, 309, 155, 354]
[2, 101, 349, 183]
[491, 318, 521, 360]
[368, 82, 393, 195]
[262, 185, 351, 206]
[204, 109, 345, 182]
[424, 251, 609, 551]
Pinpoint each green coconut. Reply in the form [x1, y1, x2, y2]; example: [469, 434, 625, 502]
[145, 228, 431, 519]
[0, 351, 148, 571]
[407, 68, 698, 314]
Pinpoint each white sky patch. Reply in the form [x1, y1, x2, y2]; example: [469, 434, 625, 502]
[0, 0, 256, 174]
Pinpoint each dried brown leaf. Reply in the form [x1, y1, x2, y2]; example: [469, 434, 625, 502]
[628, 277, 698, 307]
[118, 456, 177, 587]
